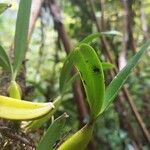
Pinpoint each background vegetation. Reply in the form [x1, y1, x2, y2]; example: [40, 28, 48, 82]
[0, 0, 150, 149]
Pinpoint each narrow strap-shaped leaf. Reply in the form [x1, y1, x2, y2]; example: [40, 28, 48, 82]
[72, 44, 105, 118]
[13, 0, 32, 78]
[0, 45, 12, 72]
[101, 41, 150, 114]
[78, 30, 122, 46]
[0, 3, 11, 15]
[37, 113, 68, 150]
[78, 33, 100, 46]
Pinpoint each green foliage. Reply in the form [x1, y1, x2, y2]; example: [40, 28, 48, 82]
[0, 0, 149, 148]
[60, 43, 105, 119]
[78, 31, 122, 46]
[58, 124, 94, 150]
[0, 0, 32, 99]
[13, 0, 31, 80]
[0, 45, 12, 72]
[37, 113, 68, 150]
[101, 41, 150, 113]
[60, 38, 149, 121]
[73, 44, 105, 118]
[58, 37, 149, 148]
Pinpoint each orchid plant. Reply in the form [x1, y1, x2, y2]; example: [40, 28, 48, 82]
[0, 1, 149, 149]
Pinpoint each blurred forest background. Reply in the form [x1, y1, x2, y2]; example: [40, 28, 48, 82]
[0, 0, 150, 149]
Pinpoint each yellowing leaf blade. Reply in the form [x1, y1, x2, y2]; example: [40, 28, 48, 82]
[0, 95, 54, 120]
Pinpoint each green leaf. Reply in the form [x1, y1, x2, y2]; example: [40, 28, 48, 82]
[60, 31, 120, 95]
[59, 53, 74, 94]
[101, 62, 115, 70]
[13, 0, 31, 79]
[101, 41, 150, 114]
[78, 30, 122, 46]
[24, 96, 61, 131]
[78, 33, 100, 46]
[60, 43, 105, 118]
[58, 124, 94, 150]
[0, 3, 11, 15]
[0, 45, 13, 73]
[37, 113, 68, 150]
[73, 44, 105, 118]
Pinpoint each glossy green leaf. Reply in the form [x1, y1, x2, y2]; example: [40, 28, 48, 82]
[13, 0, 31, 79]
[60, 31, 120, 95]
[37, 113, 68, 150]
[0, 3, 11, 14]
[58, 124, 94, 150]
[101, 41, 150, 114]
[24, 96, 61, 131]
[73, 44, 105, 118]
[60, 43, 105, 118]
[0, 45, 12, 73]
[59, 61, 112, 96]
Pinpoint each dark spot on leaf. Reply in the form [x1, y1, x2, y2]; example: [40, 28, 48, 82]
[86, 60, 88, 63]
[93, 66, 100, 74]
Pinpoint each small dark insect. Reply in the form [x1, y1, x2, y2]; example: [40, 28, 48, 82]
[86, 60, 88, 63]
[93, 66, 100, 73]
